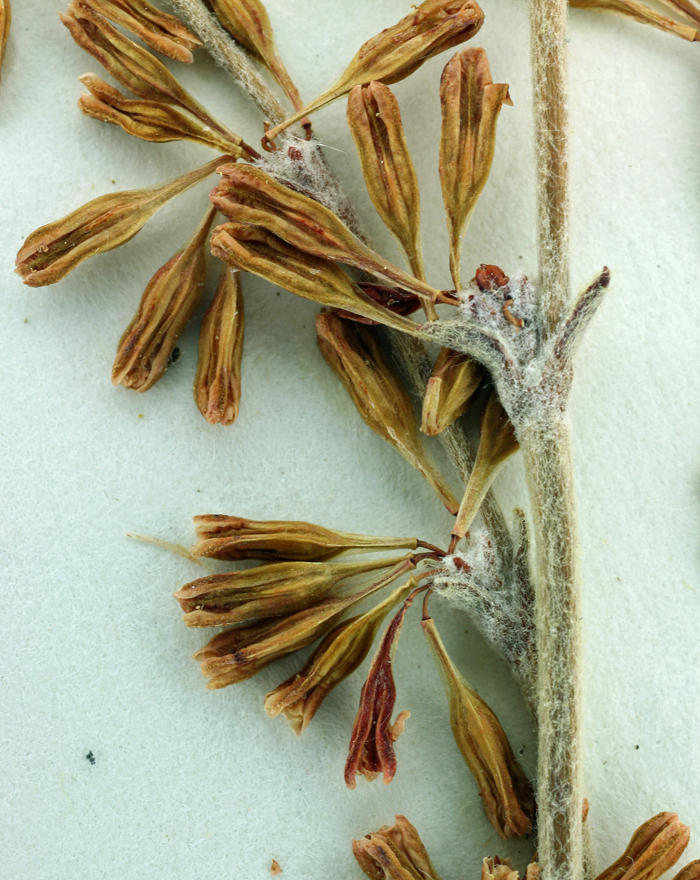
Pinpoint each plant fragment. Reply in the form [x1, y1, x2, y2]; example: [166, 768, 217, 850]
[191, 515, 419, 561]
[265, 577, 418, 734]
[316, 311, 460, 514]
[262, 0, 485, 145]
[0, 0, 10, 87]
[352, 814, 443, 880]
[15, 155, 226, 287]
[112, 206, 216, 392]
[422, 611, 534, 838]
[594, 813, 690, 880]
[421, 346, 485, 436]
[569, 0, 700, 41]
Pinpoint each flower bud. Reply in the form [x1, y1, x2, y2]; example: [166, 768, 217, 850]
[569, 0, 699, 42]
[0, 0, 10, 87]
[174, 554, 409, 628]
[15, 156, 224, 287]
[439, 48, 511, 288]
[206, 0, 305, 111]
[451, 390, 518, 545]
[347, 82, 424, 283]
[353, 815, 442, 880]
[210, 222, 420, 333]
[194, 267, 244, 425]
[265, 577, 417, 734]
[78, 74, 248, 155]
[191, 515, 419, 562]
[316, 312, 459, 514]
[194, 558, 414, 689]
[210, 164, 440, 304]
[78, 0, 202, 63]
[112, 206, 216, 392]
[595, 813, 690, 880]
[263, 0, 484, 145]
[421, 347, 485, 436]
[422, 613, 534, 838]
[672, 862, 700, 880]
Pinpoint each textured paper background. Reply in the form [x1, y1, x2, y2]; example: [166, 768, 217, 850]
[1, 2, 699, 878]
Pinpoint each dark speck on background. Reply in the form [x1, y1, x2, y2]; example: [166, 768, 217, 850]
[85, 751, 95, 765]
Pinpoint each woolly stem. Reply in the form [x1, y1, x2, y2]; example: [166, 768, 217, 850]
[531, 0, 570, 338]
[520, 415, 582, 880]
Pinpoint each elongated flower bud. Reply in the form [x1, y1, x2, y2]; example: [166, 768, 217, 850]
[0, 0, 10, 88]
[451, 390, 518, 544]
[440, 48, 511, 288]
[316, 312, 459, 514]
[211, 223, 420, 334]
[174, 554, 409, 628]
[112, 206, 216, 392]
[671, 862, 700, 880]
[78, 74, 249, 155]
[207, 0, 305, 110]
[265, 577, 417, 733]
[15, 155, 224, 287]
[347, 82, 424, 282]
[421, 347, 485, 436]
[194, 559, 414, 689]
[263, 0, 484, 145]
[353, 815, 442, 880]
[210, 164, 441, 304]
[78, 0, 202, 63]
[422, 613, 534, 838]
[191, 515, 419, 562]
[194, 267, 244, 425]
[569, 0, 699, 41]
[595, 813, 690, 880]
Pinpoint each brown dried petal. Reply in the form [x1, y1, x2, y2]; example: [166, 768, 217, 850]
[347, 82, 424, 281]
[194, 267, 244, 425]
[112, 206, 216, 392]
[316, 311, 459, 514]
[80, 0, 202, 63]
[482, 857, 521, 880]
[15, 155, 224, 287]
[191, 514, 418, 562]
[440, 48, 511, 288]
[264, 0, 484, 144]
[569, 0, 699, 41]
[671, 862, 700, 880]
[422, 614, 534, 838]
[210, 164, 440, 304]
[595, 813, 691, 880]
[174, 555, 407, 627]
[0, 0, 10, 87]
[78, 74, 248, 154]
[353, 815, 442, 880]
[210, 222, 420, 334]
[265, 577, 417, 734]
[421, 347, 485, 436]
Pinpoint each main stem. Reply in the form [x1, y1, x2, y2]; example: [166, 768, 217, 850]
[521, 416, 582, 880]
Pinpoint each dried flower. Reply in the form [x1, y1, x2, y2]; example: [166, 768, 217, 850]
[194, 559, 415, 689]
[112, 206, 216, 392]
[263, 0, 485, 145]
[451, 390, 518, 545]
[191, 515, 419, 562]
[206, 0, 304, 111]
[174, 554, 410, 627]
[316, 311, 459, 514]
[595, 813, 690, 880]
[569, 0, 699, 42]
[194, 267, 244, 425]
[352, 815, 442, 880]
[210, 223, 421, 333]
[439, 48, 511, 288]
[0, 0, 10, 86]
[78, 74, 249, 155]
[347, 82, 425, 283]
[344, 588, 418, 788]
[265, 577, 417, 733]
[210, 164, 440, 304]
[482, 857, 520, 880]
[15, 155, 224, 287]
[422, 613, 534, 838]
[421, 347, 485, 436]
[78, 0, 202, 63]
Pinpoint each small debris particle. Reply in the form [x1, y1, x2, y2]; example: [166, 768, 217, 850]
[138, 413, 144, 419]
[85, 751, 95, 765]
[271, 859, 282, 875]
[24, 318, 28, 323]
[635, 745, 639, 750]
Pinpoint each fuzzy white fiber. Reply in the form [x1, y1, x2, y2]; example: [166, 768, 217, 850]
[2, 2, 700, 880]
